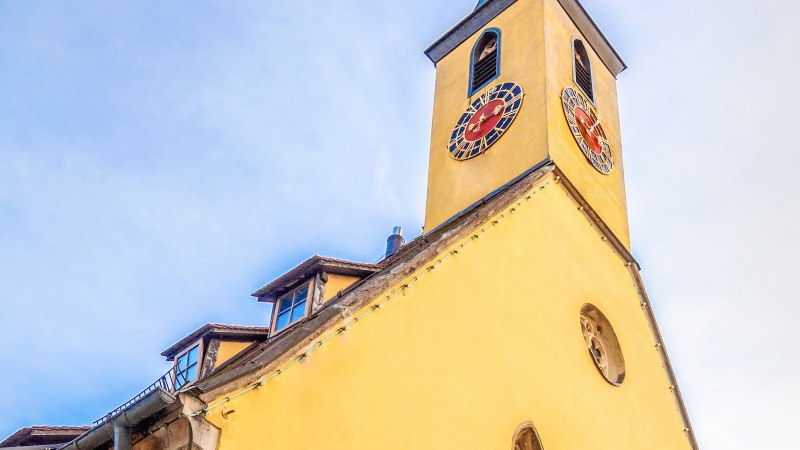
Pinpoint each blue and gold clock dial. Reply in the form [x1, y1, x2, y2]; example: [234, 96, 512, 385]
[448, 82, 524, 161]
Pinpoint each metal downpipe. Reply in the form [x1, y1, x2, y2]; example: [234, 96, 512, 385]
[113, 424, 131, 450]
[60, 388, 175, 450]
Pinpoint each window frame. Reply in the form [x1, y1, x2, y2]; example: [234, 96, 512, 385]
[270, 282, 312, 335]
[468, 27, 502, 97]
[172, 340, 203, 391]
[571, 36, 595, 105]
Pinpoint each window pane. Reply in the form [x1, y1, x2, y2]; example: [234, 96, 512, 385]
[278, 295, 293, 313]
[294, 286, 308, 303]
[187, 345, 199, 365]
[186, 363, 198, 383]
[175, 372, 187, 389]
[276, 310, 291, 330]
[176, 353, 188, 371]
[290, 300, 306, 322]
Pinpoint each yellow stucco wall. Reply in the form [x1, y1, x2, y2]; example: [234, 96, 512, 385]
[323, 274, 362, 302]
[423, 0, 548, 232]
[205, 173, 689, 449]
[542, 0, 630, 247]
[214, 341, 254, 369]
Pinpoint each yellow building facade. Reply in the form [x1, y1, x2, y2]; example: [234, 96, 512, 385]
[8, 1, 697, 450]
[202, 170, 694, 449]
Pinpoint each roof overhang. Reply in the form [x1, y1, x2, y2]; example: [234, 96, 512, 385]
[425, 0, 516, 64]
[0, 427, 89, 448]
[161, 324, 269, 360]
[424, 0, 626, 76]
[555, 0, 626, 75]
[251, 256, 380, 302]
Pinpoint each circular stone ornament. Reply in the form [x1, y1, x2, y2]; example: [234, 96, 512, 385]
[580, 304, 625, 386]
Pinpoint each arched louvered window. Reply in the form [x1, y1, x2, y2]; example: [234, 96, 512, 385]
[573, 38, 594, 102]
[513, 423, 544, 450]
[469, 28, 501, 96]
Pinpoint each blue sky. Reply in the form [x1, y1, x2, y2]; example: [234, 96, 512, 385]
[1, 0, 798, 448]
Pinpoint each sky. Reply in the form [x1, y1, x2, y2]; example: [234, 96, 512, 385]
[0, 0, 798, 448]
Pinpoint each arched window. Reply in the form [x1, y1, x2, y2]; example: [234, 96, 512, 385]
[513, 423, 544, 450]
[573, 38, 593, 102]
[469, 28, 501, 95]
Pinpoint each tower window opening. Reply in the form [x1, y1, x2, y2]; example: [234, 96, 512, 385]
[469, 29, 500, 95]
[573, 39, 594, 101]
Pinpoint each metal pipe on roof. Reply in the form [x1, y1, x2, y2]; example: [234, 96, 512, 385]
[60, 389, 175, 450]
[384, 226, 405, 259]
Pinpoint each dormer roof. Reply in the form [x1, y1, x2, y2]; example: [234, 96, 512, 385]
[0, 426, 90, 448]
[251, 255, 381, 303]
[160, 323, 269, 361]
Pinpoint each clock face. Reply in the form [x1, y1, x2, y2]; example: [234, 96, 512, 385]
[448, 82, 524, 161]
[561, 87, 613, 175]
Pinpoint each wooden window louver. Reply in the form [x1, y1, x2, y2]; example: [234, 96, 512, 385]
[573, 39, 593, 101]
[470, 30, 499, 95]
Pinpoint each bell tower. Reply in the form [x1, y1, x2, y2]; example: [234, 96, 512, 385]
[423, 0, 630, 247]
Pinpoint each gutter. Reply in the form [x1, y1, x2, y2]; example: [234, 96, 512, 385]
[2, 446, 64, 450]
[60, 389, 175, 450]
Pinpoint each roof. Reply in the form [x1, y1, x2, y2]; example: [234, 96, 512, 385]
[0, 426, 90, 448]
[251, 255, 381, 302]
[161, 323, 269, 360]
[193, 161, 562, 398]
[425, 0, 626, 76]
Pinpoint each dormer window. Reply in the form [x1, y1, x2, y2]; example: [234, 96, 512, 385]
[469, 28, 501, 95]
[162, 324, 268, 392]
[573, 38, 594, 102]
[274, 284, 310, 332]
[174, 343, 200, 390]
[253, 256, 380, 335]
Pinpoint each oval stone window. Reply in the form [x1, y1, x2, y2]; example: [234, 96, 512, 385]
[579, 304, 625, 385]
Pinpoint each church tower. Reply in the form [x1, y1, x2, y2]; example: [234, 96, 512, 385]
[424, 0, 630, 248]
